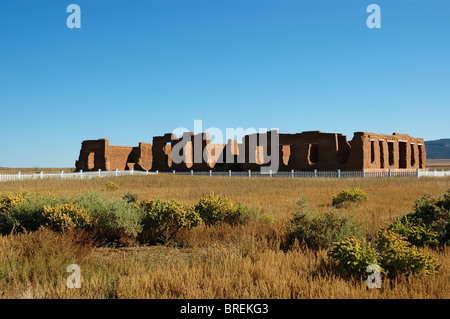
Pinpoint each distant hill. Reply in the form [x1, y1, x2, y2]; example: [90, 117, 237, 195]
[425, 139, 450, 159]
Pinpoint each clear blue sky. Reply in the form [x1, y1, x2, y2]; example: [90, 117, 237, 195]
[1, 0, 449, 167]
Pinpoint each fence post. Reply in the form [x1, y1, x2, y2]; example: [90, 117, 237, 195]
[362, 169, 366, 178]
[80, 170, 83, 179]
[269, 170, 272, 177]
[291, 169, 294, 178]
[98, 169, 101, 177]
[388, 169, 392, 178]
[40, 171, 44, 179]
[416, 169, 420, 178]
[115, 168, 118, 176]
[61, 170, 64, 179]
[172, 170, 176, 175]
[146, 170, 149, 175]
[131, 168, 134, 175]
[337, 169, 341, 178]
[18, 171, 21, 181]
[156, 170, 159, 174]
[248, 170, 251, 178]
[228, 170, 232, 177]
[314, 169, 317, 178]
[209, 170, 212, 177]
[190, 170, 194, 176]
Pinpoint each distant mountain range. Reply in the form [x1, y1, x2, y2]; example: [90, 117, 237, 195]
[425, 139, 450, 159]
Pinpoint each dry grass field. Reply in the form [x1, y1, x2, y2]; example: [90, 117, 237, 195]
[0, 174, 449, 299]
[0, 167, 75, 174]
[426, 159, 450, 170]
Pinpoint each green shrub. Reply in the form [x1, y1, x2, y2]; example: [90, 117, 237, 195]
[374, 229, 440, 277]
[386, 216, 439, 247]
[194, 193, 249, 225]
[401, 190, 450, 245]
[0, 192, 60, 234]
[328, 237, 380, 277]
[122, 192, 138, 204]
[287, 199, 363, 250]
[329, 229, 441, 278]
[72, 192, 144, 245]
[332, 188, 368, 208]
[252, 210, 276, 225]
[141, 199, 202, 244]
[0, 191, 142, 246]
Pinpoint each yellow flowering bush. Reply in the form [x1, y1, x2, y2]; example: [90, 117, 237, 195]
[141, 199, 202, 244]
[0, 192, 28, 213]
[42, 203, 95, 232]
[194, 193, 248, 225]
[106, 181, 119, 190]
[139, 199, 154, 211]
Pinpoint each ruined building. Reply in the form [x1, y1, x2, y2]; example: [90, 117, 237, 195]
[75, 131, 426, 172]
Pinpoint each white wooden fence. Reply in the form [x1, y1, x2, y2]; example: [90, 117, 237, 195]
[0, 169, 154, 182]
[1, 168, 449, 182]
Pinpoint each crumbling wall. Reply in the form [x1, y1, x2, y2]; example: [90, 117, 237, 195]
[209, 139, 240, 171]
[128, 143, 152, 171]
[75, 139, 108, 171]
[277, 131, 351, 171]
[75, 131, 426, 172]
[238, 131, 351, 171]
[107, 146, 134, 171]
[170, 132, 212, 171]
[356, 132, 426, 170]
[136, 143, 153, 171]
[75, 139, 152, 171]
[151, 133, 175, 171]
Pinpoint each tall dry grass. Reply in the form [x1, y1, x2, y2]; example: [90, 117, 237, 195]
[0, 175, 449, 299]
[0, 227, 448, 299]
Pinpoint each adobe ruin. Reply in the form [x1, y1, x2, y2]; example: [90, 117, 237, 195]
[75, 139, 152, 171]
[75, 131, 426, 172]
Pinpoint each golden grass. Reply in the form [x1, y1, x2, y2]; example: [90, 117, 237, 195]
[0, 175, 449, 299]
[0, 167, 75, 174]
[426, 159, 450, 170]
